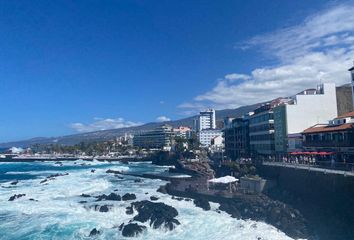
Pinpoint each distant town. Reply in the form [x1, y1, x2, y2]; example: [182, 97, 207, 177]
[2, 65, 354, 172]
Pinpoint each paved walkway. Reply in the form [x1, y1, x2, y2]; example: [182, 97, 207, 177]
[262, 161, 354, 177]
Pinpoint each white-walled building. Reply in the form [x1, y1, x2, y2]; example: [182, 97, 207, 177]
[274, 83, 338, 154]
[198, 129, 222, 146]
[199, 109, 216, 131]
[349, 64, 354, 108]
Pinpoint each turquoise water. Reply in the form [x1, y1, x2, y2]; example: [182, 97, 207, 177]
[0, 160, 295, 240]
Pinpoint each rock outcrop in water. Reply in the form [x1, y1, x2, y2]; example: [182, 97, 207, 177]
[89, 228, 101, 237]
[40, 173, 69, 184]
[150, 196, 159, 201]
[106, 169, 122, 174]
[93, 204, 112, 212]
[193, 198, 211, 211]
[10, 180, 19, 185]
[8, 194, 26, 201]
[217, 195, 310, 239]
[121, 223, 146, 237]
[122, 193, 136, 201]
[96, 193, 121, 201]
[131, 200, 180, 230]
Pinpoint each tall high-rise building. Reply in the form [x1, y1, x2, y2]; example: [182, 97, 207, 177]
[349, 63, 354, 108]
[199, 109, 216, 131]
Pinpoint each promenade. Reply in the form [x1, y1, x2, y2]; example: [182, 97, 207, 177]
[262, 161, 354, 177]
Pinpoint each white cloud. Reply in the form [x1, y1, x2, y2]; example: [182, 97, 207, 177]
[156, 116, 171, 122]
[70, 117, 143, 133]
[179, 4, 354, 112]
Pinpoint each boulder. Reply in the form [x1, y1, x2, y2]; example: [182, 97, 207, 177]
[122, 193, 136, 201]
[193, 198, 211, 211]
[106, 193, 121, 201]
[8, 194, 26, 201]
[121, 223, 146, 237]
[10, 180, 19, 185]
[91, 169, 96, 173]
[89, 228, 101, 237]
[150, 196, 159, 201]
[106, 169, 121, 174]
[93, 204, 112, 212]
[157, 186, 167, 194]
[131, 200, 180, 230]
[81, 194, 91, 198]
[126, 206, 134, 215]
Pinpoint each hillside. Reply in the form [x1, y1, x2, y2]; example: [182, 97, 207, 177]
[0, 104, 259, 148]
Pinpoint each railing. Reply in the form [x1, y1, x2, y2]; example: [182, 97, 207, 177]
[262, 159, 354, 173]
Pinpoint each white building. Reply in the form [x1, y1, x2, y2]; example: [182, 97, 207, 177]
[199, 109, 216, 131]
[198, 129, 222, 146]
[173, 126, 191, 138]
[274, 83, 338, 153]
[349, 63, 354, 108]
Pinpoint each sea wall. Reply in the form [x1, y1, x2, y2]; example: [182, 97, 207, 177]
[258, 164, 354, 240]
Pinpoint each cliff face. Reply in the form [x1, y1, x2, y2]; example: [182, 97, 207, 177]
[336, 83, 353, 116]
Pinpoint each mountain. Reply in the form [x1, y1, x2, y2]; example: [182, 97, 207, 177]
[0, 103, 260, 148]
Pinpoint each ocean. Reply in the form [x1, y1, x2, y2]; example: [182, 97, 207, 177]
[0, 160, 294, 240]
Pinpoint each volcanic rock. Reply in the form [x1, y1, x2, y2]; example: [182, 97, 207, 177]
[193, 198, 211, 211]
[131, 200, 180, 230]
[150, 196, 159, 201]
[121, 223, 146, 237]
[8, 194, 26, 201]
[122, 193, 136, 201]
[89, 228, 101, 237]
[106, 169, 121, 174]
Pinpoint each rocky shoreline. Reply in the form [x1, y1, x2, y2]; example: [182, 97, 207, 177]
[160, 179, 313, 240]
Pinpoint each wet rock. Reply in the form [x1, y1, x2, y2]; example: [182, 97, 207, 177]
[81, 194, 91, 198]
[48, 173, 69, 178]
[79, 201, 87, 204]
[125, 206, 134, 215]
[106, 193, 121, 201]
[91, 169, 96, 173]
[40, 173, 69, 184]
[184, 198, 192, 202]
[10, 180, 19, 185]
[8, 194, 26, 201]
[93, 204, 112, 212]
[106, 169, 121, 174]
[89, 228, 101, 236]
[118, 223, 124, 231]
[121, 223, 146, 237]
[157, 186, 167, 194]
[131, 200, 180, 230]
[193, 198, 211, 211]
[96, 193, 121, 201]
[29, 198, 38, 202]
[150, 196, 159, 201]
[122, 193, 136, 201]
[134, 179, 143, 183]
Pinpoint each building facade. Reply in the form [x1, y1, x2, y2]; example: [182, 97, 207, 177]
[224, 116, 251, 160]
[173, 126, 191, 139]
[198, 129, 222, 146]
[133, 125, 174, 149]
[198, 109, 216, 131]
[302, 111, 354, 162]
[249, 103, 275, 155]
[349, 64, 354, 108]
[274, 83, 338, 155]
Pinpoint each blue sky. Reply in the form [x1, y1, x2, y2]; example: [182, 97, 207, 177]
[1, 0, 354, 142]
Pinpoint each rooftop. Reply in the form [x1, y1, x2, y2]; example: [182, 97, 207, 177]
[303, 123, 354, 134]
[335, 111, 354, 119]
